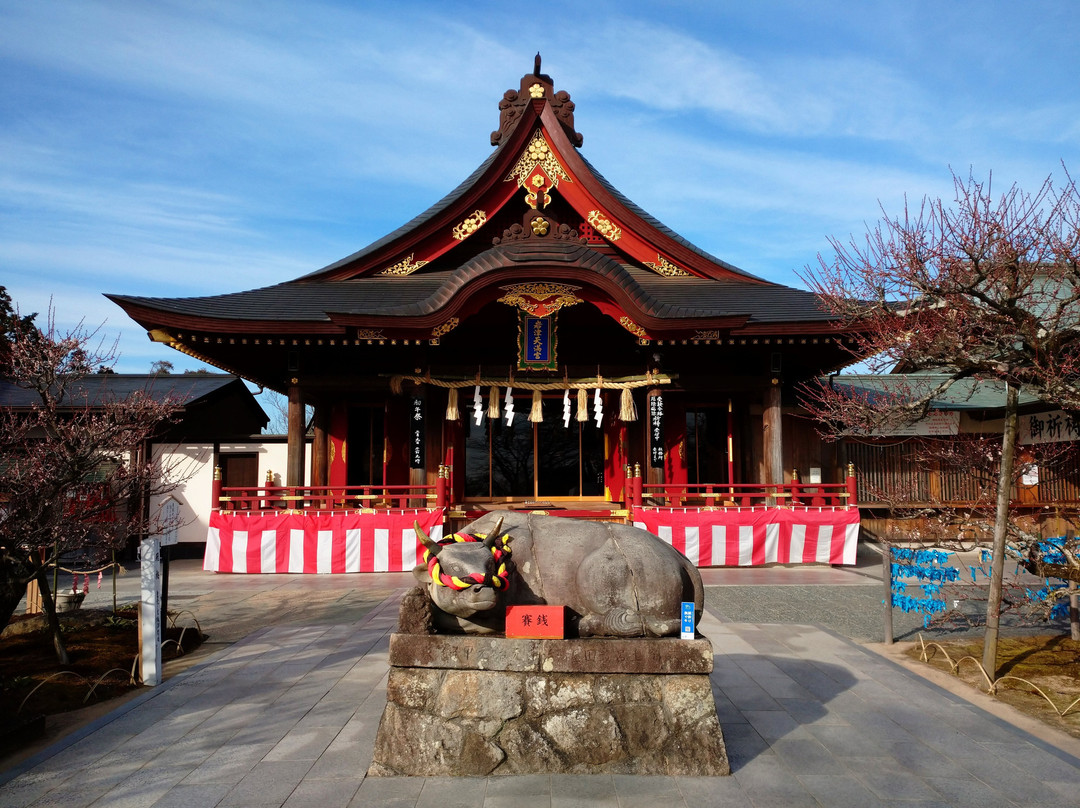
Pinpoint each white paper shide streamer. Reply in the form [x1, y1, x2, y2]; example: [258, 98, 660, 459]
[504, 387, 515, 425]
[472, 385, 483, 425]
[593, 388, 603, 427]
[562, 389, 571, 428]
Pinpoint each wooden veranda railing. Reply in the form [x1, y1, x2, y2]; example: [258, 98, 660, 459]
[212, 465, 450, 512]
[625, 464, 858, 509]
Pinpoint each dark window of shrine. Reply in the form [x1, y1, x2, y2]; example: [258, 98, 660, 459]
[347, 406, 385, 487]
[686, 408, 729, 486]
[463, 396, 603, 499]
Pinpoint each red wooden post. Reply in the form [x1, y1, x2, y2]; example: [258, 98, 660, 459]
[211, 466, 222, 512]
[436, 465, 447, 509]
[846, 462, 858, 507]
[727, 397, 735, 498]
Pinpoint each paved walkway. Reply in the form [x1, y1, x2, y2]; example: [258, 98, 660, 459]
[4, 569, 1080, 808]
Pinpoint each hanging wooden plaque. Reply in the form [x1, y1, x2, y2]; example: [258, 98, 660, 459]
[410, 397, 425, 469]
[650, 393, 665, 468]
[517, 311, 558, 370]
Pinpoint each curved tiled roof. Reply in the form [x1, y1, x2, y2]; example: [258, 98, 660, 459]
[109, 241, 829, 326]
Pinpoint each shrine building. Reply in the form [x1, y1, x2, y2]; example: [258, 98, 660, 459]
[109, 59, 860, 549]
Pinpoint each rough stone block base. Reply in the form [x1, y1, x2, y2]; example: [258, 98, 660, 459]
[368, 635, 729, 776]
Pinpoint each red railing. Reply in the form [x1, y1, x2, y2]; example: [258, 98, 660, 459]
[212, 467, 448, 512]
[626, 465, 857, 509]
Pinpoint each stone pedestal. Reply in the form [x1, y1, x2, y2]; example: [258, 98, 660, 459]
[368, 634, 729, 777]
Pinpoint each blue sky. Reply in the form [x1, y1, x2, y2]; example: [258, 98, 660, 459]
[2, 0, 1077, 372]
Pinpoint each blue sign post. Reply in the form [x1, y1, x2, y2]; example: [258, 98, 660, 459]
[681, 601, 695, 640]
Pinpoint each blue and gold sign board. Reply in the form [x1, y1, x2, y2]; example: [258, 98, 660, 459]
[517, 312, 558, 370]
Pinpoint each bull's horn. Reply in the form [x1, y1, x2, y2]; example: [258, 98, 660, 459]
[483, 516, 505, 549]
[414, 521, 440, 555]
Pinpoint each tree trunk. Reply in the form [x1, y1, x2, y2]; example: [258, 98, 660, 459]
[982, 383, 1019, 679]
[33, 558, 70, 665]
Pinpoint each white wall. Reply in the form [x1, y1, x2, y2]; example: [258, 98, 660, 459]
[150, 439, 312, 544]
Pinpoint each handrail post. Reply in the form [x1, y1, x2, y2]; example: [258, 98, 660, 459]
[846, 462, 858, 507]
[212, 466, 222, 513]
[790, 468, 801, 506]
[633, 463, 643, 508]
[263, 469, 273, 510]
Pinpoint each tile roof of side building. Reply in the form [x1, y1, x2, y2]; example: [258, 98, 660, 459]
[0, 374, 247, 409]
[829, 374, 1045, 411]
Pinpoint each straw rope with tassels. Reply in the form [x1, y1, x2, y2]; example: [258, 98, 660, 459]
[387, 372, 673, 422]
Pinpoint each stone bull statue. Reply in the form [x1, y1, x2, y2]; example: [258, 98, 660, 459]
[412, 511, 703, 637]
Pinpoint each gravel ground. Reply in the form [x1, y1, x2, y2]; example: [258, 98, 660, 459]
[704, 582, 1071, 644]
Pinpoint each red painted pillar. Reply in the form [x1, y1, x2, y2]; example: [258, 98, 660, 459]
[846, 462, 858, 507]
[211, 466, 222, 513]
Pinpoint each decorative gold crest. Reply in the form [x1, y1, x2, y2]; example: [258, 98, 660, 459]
[530, 217, 549, 236]
[644, 254, 691, 277]
[528, 83, 544, 98]
[378, 254, 429, 276]
[431, 318, 460, 338]
[586, 210, 622, 242]
[619, 317, 648, 338]
[452, 210, 487, 241]
[506, 130, 570, 209]
[498, 282, 582, 317]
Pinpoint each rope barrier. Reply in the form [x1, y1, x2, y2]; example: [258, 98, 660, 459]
[389, 372, 673, 394]
[51, 562, 126, 576]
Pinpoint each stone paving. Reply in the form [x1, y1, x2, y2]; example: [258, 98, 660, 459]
[3, 571, 1080, 807]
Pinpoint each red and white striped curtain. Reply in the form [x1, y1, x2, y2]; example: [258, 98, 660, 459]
[204, 509, 445, 574]
[633, 506, 859, 566]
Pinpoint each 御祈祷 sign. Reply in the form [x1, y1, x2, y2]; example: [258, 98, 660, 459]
[650, 394, 665, 468]
[517, 312, 557, 370]
[1020, 410, 1080, 445]
[410, 397, 425, 468]
[874, 410, 959, 436]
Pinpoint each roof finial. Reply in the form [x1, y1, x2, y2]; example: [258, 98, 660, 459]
[534, 52, 542, 76]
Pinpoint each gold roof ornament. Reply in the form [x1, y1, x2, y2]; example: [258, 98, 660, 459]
[506, 130, 571, 210]
[378, 254, 429, 276]
[644, 254, 691, 277]
[586, 210, 622, 242]
[452, 210, 487, 241]
[498, 282, 582, 316]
